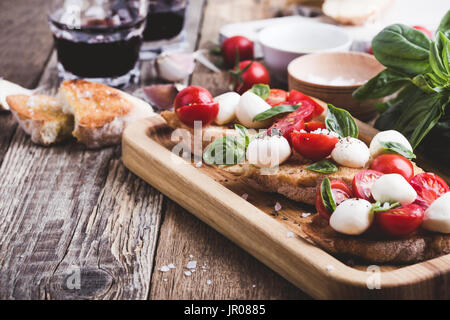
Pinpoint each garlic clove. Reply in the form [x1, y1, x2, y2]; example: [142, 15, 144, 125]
[156, 52, 196, 82]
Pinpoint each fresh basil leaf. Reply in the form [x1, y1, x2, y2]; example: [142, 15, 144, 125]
[438, 32, 450, 74]
[320, 178, 336, 213]
[371, 201, 401, 212]
[325, 104, 358, 138]
[372, 24, 431, 76]
[235, 124, 250, 149]
[249, 84, 270, 100]
[253, 104, 299, 122]
[437, 10, 450, 39]
[306, 160, 338, 174]
[203, 136, 245, 165]
[380, 141, 416, 159]
[430, 40, 448, 81]
[412, 74, 438, 93]
[353, 69, 410, 101]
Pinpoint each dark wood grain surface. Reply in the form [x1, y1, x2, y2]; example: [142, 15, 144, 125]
[0, 0, 310, 299]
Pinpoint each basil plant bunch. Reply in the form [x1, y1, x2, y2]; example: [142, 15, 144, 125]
[353, 10, 450, 164]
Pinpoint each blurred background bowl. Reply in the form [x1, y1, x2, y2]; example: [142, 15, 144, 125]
[258, 21, 352, 83]
[288, 51, 385, 121]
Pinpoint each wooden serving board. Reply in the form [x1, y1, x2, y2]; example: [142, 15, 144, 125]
[122, 112, 450, 299]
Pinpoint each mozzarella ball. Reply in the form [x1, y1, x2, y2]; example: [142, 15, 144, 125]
[213, 92, 240, 125]
[369, 130, 412, 158]
[246, 135, 291, 168]
[235, 91, 272, 128]
[330, 199, 373, 235]
[371, 174, 417, 205]
[331, 137, 370, 168]
[422, 192, 450, 234]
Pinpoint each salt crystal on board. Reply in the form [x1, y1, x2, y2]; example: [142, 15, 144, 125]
[286, 232, 294, 238]
[168, 263, 176, 269]
[241, 193, 249, 200]
[159, 266, 170, 272]
[206, 280, 212, 285]
[186, 261, 197, 269]
[184, 271, 192, 276]
[326, 265, 335, 271]
[274, 202, 282, 211]
[301, 213, 311, 218]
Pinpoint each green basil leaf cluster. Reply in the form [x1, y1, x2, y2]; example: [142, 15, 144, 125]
[253, 104, 299, 122]
[325, 104, 358, 138]
[305, 160, 338, 174]
[353, 10, 450, 162]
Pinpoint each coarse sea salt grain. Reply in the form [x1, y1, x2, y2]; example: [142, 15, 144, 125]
[206, 280, 212, 285]
[168, 263, 176, 269]
[286, 232, 294, 238]
[189, 254, 194, 259]
[159, 266, 170, 272]
[301, 213, 311, 218]
[252, 284, 256, 288]
[195, 161, 202, 168]
[186, 261, 197, 269]
[184, 270, 192, 276]
[326, 265, 335, 271]
[274, 202, 282, 211]
[241, 193, 249, 200]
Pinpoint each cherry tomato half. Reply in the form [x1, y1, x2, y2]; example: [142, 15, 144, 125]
[304, 122, 326, 132]
[175, 103, 219, 127]
[375, 204, 424, 236]
[370, 154, 414, 181]
[174, 86, 214, 108]
[266, 89, 287, 107]
[267, 103, 314, 143]
[352, 169, 384, 202]
[286, 90, 325, 119]
[221, 36, 254, 68]
[230, 60, 270, 95]
[291, 131, 339, 161]
[174, 86, 218, 127]
[315, 180, 353, 220]
[409, 173, 450, 209]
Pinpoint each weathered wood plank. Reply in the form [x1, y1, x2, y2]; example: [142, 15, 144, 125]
[150, 0, 310, 299]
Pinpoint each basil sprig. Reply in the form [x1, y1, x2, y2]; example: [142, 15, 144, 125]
[320, 178, 336, 213]
[253, 104, 299, 122]
[380, 141, 416, 159]
[371, 201, 401, 212]
[325, 104, 359, 138]
[249, 84, 270, 100]
[306, 160, 338, 174]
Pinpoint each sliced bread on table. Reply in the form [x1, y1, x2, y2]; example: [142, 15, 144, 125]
[6, 94, 73, 145]
[0, 78, 32, 111]
[322, 0, 393, 25]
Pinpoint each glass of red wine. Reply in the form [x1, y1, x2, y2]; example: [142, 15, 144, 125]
[141, 0, 189, 54]
[48, 0, 148, 87]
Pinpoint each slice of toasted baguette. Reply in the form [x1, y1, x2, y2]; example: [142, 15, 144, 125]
[322, 0, 393, 25]
[302, 214, 450, 264]
[58, 80, 154, 149]
[0, 79, 32, 111]
[7, 94, 73, 146]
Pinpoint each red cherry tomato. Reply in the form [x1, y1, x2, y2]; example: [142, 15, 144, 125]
[304, 122, 326, 132]
[352, 169, 384, 202]
[315, 180, 353, 220]
[174, 86, 214, 108]
[267, 103, 314, 143]
[286, 90, 325, 119]
[266, 89, 287, 107]
[174, 86, 218, 127]
[375, 204, 424, 236]
[409, 173, 450, 209]
[370, 154, 414, 181]
[290, 131, 339, 161]
[230, 60, 270, 95]
[221, 36, 254, 68]
[413, 25, 433, 38]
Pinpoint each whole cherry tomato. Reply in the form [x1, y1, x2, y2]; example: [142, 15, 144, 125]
[375, 204, 424, 236]
[266, 89, 287, 107]
[409, 173, 450, 209]
[315, 180, 353, 220]
[352, 169, 384, 202]
[174, 86, 218, 127]
[267, 103, 314, 143]
[286, 90, 325, 119]
[413, 25, 433, 38]
[230, 60, 270, 95]
[370, 154, 414, 181]
[221, 36, 254, 68]
[290, 131, 338, 161]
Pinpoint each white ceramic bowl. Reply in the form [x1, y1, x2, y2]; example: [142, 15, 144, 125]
[258, 22, 352, 82]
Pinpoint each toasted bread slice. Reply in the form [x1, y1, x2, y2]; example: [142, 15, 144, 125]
[302, 214, 450, 264]
[7, 94, 73, 146]
[0, 79, 32, 111]
[322, 0, 393, 25]
[58, 80, 154, 149]
[161, 110, 238, 155]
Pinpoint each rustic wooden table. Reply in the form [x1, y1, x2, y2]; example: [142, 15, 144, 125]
[0, 0, 310, 299]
